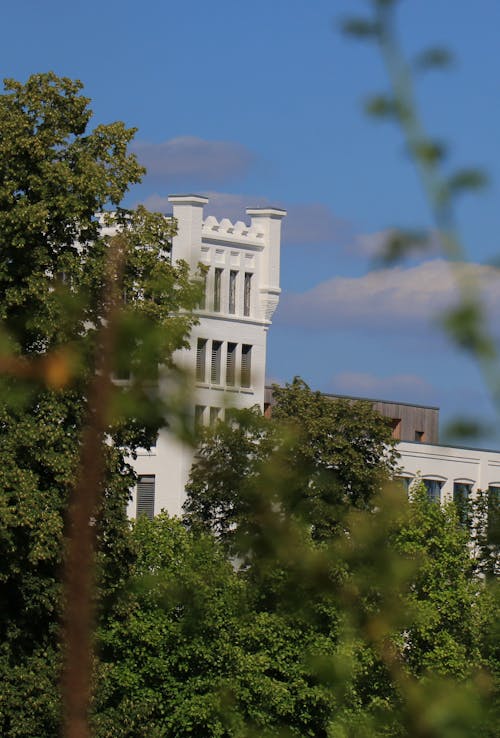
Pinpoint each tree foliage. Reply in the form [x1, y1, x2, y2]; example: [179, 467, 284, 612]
[182, 382, 498, 737]
[184, 377, 398, 551]
[0, 66, 498, 738]
[0, 73, 201, 737]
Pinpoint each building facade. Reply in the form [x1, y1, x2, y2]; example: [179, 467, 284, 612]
[128, 193, 500, 519]
[265, 385, 500, 505]
[397, 440, 500, 504]
[128, 194, 286, 518]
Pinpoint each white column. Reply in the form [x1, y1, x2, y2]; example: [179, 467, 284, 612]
[168, 194, 209, 268]
[246, 207, 286, 323]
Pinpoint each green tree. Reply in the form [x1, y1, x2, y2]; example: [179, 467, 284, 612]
[0, 72, 200, 737]
[184, 377, 398, 552]
[94, 513, 247, 738]
[466, 487, 500, 579]
[394, 483, 485, 678]
[95, 513, 343, 738]
[184, 382, 498, 737]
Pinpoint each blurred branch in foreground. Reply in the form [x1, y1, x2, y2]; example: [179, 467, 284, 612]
[61, 235, 125, 738]
[341, 0, 500, 425]
[0, 72, 201, 737]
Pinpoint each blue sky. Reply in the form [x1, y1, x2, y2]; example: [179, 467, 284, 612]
[4, 1, 500, 445]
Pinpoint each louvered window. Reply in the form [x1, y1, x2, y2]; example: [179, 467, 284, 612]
[241, 344, 252, 388]
[214, 268, 222, 312]
[211, 340, 222, 384]
[196, 338, 207, 382]
[229, 270, 237, 314]
[244, 272, 252, 316]
[226, 342, 236, 386]
[136, 475, 155, 519]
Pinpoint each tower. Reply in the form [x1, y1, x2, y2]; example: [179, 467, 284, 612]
[129, 194, 286, 517]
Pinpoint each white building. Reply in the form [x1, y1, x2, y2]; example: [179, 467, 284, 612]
[128, 193, 500, 519]
[398, 440, 500, 504]
[128, 194, 286, 518]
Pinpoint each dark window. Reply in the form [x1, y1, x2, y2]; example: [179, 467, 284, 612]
[199, 272, 207, 310]
[226, 342, 236, 386]
[391, 419, 402, 440]
[196, 339, 207, 382]
[136, 475, 155, 519]
[211, 340, 222, 384]
[244, 272, 252, 316]
[453, 482, 472, 526]
[113, 365, 131, 382]
[195, 405, 205, 429]
[423, 479, 443, 503]
[229, 270, 237, 314]
[415, 430, 425, 442]
[241, 344, 252, 388]
[214, 268, 222, 312]
[397, 476, 411, 493]
[487, 486, 500, 546]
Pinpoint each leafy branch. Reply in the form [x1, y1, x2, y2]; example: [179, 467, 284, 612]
[341, 0, 500, 421]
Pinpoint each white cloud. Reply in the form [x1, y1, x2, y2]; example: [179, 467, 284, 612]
[202, 193, 347, 246]
[203, 191, 271, 220]
[131, 137, 254, 185]
[346, 229, 441, 261]
[139, 193, 173, 213]
[138, 190, 269, 218]
[278, 259, 500, 333]
[282, 203, 348, 246]
[137, 189, 347, 247]
[331, 371, 436, 403]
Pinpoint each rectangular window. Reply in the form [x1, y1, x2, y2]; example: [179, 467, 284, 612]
[195, 405, 205, 429]
[397, 476, 411, 494]
[199, 272, 207, 310]
[113, 364, 131, 382]
[244, 272, 252, 316]
[196, 338, 207, 382]
[453, 482, 472, 526]
[210, 407, 220, 427]
[214, 268, 222, 312]
[391, 419, 402, 440]
[211, 340, 222, 384]
[226, 342, 237, 386]
[423, 479, 443, 504]
[229, 270, 237, 314]
[136, 475, 155, 520]
[241, 344, 252, 388]
[487, 486, 500, 545]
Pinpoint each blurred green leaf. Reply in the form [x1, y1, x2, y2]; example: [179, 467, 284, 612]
[374, 228, 429, 266]
[415, 47, 454, 71]
[414, 139, 447, 165]
[365, 95, 397, 118]
[441, 302, 496, 358]
[340, 17, 381, 39]
[442, 417, 494, 444]
[448, 168, 489, 194]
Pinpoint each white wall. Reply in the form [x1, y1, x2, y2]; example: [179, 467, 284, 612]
[397, 440, 500, 501]
[127, 195, 286, 518]
[127, 194, 500, 518]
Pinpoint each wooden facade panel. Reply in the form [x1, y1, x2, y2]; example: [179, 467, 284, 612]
[264, 387, 440, 444]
